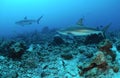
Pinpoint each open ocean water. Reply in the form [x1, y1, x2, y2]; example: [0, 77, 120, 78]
[0, 0, 120, 78]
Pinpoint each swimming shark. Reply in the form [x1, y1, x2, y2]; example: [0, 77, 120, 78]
[15, 16, 43, 26]
[57, 18, 111, 36]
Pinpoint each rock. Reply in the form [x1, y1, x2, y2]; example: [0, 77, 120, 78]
[1, 71, 18, 78]
[112, 65, 119, 73]
[98, 39, 116, 61]
[61, 53, 73, 60]
[84, 33, 104, 45]
[115, 40, 120, 51]
[79, 51, 108, 76]
[41, 71, 48, 77]
[56, 33, 104, 45]
[52, 35, 65, 45]
[0, 40, 26, 59]
[27, 44, 42, 52]
[0, 40, 14, 54]
[92, 51, 106, 65]
[9, 41, 26, 59]
[116, 45, 120, 51]
[0, 56, 5, 60]
[78, 46, 96, 58]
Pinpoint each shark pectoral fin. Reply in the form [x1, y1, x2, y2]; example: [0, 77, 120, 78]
[37, 15, 43, 24]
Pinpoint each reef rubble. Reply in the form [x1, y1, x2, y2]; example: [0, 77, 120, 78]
[0, 30, 120, 78]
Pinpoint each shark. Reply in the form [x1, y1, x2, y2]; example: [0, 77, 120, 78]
[57, 18, 111, 36]
[15, 16, 43, 26]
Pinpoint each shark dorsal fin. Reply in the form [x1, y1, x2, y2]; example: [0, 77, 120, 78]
[76, 18, 84, 26]
[24, 16, 27, 20]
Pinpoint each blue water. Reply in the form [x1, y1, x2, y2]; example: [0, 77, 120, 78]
[0, 0, 120, 37]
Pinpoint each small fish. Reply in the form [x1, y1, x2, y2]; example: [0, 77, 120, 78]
[15, 16, 43, 26]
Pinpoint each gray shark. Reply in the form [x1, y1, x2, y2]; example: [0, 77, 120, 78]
[57, 18, 111, 36]
[15, 16, 43, 26]
[58, 26, 104, 36]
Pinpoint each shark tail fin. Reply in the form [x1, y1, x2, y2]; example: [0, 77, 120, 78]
[102, 23, 112, 33]
[37, 16, 43, 24]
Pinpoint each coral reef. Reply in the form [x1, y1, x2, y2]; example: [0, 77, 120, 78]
[0, 40, 26, 59]
[61, 53, 73, 60]
[98, 39, 116, 61]
[78, 51, 108, 76]
[115, 40, 120, 51]
[78, 45, 97, 58]
[84, 33, 104, 44]
[78, 39, 120, 77]
[57, 33, 104, 45]
[9, 41, 26, 59]
[0, 30, 120, 78]
[51, 35, 65, 45]
[78, 50, 119, 77]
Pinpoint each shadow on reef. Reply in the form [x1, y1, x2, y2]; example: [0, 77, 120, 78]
[52, 33, 105, 46]
[84, 33, 104, 45]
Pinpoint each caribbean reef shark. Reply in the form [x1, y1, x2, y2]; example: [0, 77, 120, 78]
[58, 18, 111, 36]
[15, 16, 43, 26]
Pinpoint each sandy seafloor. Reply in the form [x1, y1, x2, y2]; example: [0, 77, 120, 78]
[0, 29, 120, 78]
